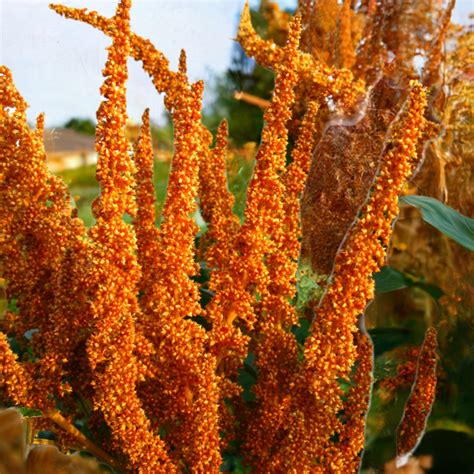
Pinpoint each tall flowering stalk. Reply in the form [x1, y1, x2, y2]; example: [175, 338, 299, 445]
[135, 54, 221, 470]
[82, 1, 174, 471]
[302, 81, 428, 466]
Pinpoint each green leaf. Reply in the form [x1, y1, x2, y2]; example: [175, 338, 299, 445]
[400, 195, 474, 251]
[0, 278, 6, 319]
[295, 263, 326, 311]
[292, 318, 311, 345]
[374, 266, 444, 300]
[374, 267, 409, 293]
[237, 353, 257, 403]
[414, 281, 444, 300]
[8, 298, 19, 314]
[17, 407, 42, 417]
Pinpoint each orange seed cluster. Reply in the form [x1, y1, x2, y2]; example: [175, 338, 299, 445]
[397, 327, 438, 460]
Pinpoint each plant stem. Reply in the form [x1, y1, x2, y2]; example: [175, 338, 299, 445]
[45, 409, 125, 472]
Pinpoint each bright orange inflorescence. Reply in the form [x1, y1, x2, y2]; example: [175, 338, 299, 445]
[397, 327, 438, 460]
[321, 331, 374, 472]
[198, 119, 240, 270]
[133, 108, 159, 292]
[237, 2, 365, 110]
[336, 0, 356, 69]
[301, 81, 427, 469]
[0, 331, 33, 407]
[82, 1, 174, 471]
[238, 14, 303, 463]
[0, 65, 89, 408]
[379, 347, 420, 398]
[0, 0, 440, 472]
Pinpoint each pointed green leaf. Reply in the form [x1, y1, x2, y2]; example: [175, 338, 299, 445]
[400, 195, 474, 251]
[17, 407, 42, 417]
[374, 266, 409, 293]
[374, 266, 444, 299]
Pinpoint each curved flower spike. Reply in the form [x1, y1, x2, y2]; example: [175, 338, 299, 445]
[237, 2, 365, 108]
[303, 80, 428, 458]
[50, 3, 174, 94]
[237, 1, 285, 69]
[282, 100, 320, 262]
[397, 327, 438, 463]
[239, 14, 305, 469]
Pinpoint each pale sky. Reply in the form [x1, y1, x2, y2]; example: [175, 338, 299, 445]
[0, 0, 471, 128]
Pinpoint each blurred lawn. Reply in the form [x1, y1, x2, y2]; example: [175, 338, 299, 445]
[57, 153, 254, 228]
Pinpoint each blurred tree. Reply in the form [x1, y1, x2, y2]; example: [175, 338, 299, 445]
[63, 117, 95, 136]
[204, 1, 295, 146]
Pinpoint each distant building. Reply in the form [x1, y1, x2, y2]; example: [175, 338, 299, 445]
[44, 128, 97, 172]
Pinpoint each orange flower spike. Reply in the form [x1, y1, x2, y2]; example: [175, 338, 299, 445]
[244, 105, 320, 466]
[156, 65, 203, 320]
[130, 110, 162, 379]
[199, 119, 240, 267]
[133, 108, 160, 292]
[49, 3, 225, 184]
[206, 15, 304, 419]
[282, 100, 320, 262]
[237, 2, 365, 109]
[131, 51, 221, 471]
[337, 0, 356, 69]
[127, 51, 205, 329]
[240, 13, 301, 295]
[397, 327, 438, 461]
[87, 0, 133, 392]
[35, 112, 45, 137]
[237, 1, 286, 68]
[0, 66, 27, 113]
[84, 1, 174, 471]
[199, 119, 230, 225]
[0, 70, 44, 315]
[343, 332, 374, 471]
[0, 332, 34, 407]
[239, 16, 304, 469]
[0, 69, 33, 325]
[303, 81, 427, 453]
[198, 122, 242, 359]
[0, 67, 89, 403]
[50, 2, 174, 94]
[422, 0, 455, 87]
[325, 332, 374, 472]
[203, 121, 254, 347]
